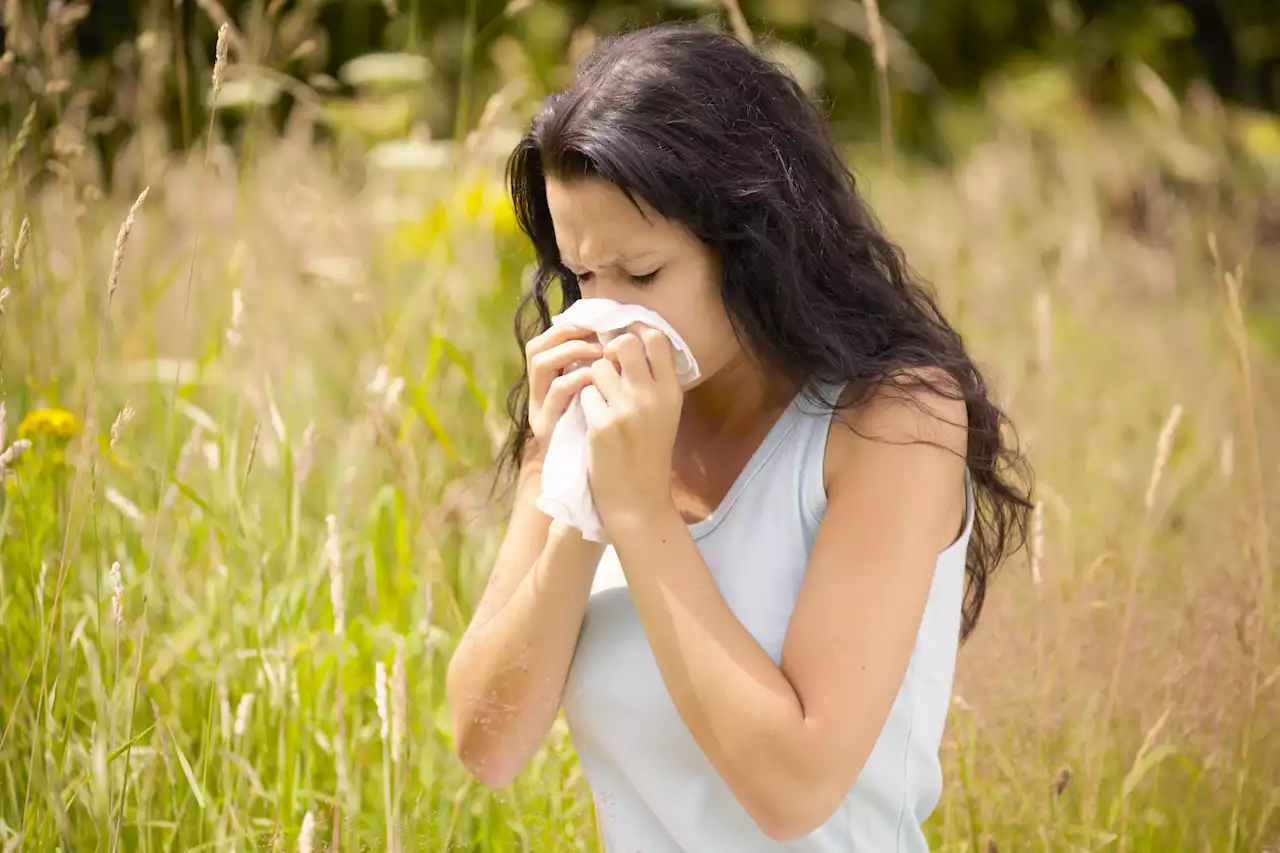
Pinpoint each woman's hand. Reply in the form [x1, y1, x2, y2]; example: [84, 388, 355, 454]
[579, 325, 683, 527]
[525, 323, 604, 458]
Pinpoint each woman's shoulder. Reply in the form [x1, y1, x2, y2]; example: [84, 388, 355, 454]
[825, 367, 967, 451]
[815, 369, 968, 523]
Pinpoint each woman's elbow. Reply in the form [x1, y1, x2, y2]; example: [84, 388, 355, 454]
[451, 714, 523, 790]
[742, 774, 849, 842]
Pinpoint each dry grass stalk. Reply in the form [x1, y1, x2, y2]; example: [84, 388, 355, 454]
[391, 645, 407, 767]
[721, 0, 754, 46]
[0, 437, 30, 473]
[326, 514, 345, 637]
[109, 406, 135, 451]
[294, 422, 316, 487]
[1030, 500, 1044, 586]
[1143, 403, 1183, 515]
[212, 23, 230, 100]
[1, 103, 37, 184]
[298, 810, 315, 853]
[375, 662, 389, 742]
[117, 22, 233, 848]
[242, 420, 260, 492]
[1211, 240, 1272, 849]
[225, 288, 243, 348]
[12, 217, 29, 269]
[108, 188, 150, 296]
[376, 660, 396, 853]
[194, 0, 250, 58]
[233, 692, 254, 739]
[1034, 290, 1052, 372]
[862, 0, 894, 167]
[108, 562, 124, 624]
[18, 183, 149, 843]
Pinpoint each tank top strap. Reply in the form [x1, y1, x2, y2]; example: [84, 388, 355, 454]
[793, 378, 974, 540]
[795, 378, 851, 533]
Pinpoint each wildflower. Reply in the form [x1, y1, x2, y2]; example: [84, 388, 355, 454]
[18, 407, 79, 441]
[454, 177, 518, 238]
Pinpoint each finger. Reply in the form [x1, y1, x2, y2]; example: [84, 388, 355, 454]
[604, 332, 654, 387]
[530, 340, 604, 404]
[579, 384, 609, 428]
[590, 357, 623, 404]
[525, 322, 597, 361]
[541, 366, 596, 423]
[638, 327, 679, 388]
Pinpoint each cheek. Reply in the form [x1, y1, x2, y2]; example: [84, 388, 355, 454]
[671, 295, 738, 376]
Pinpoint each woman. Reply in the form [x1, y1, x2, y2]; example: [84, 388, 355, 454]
[446, 21, 1031, 853]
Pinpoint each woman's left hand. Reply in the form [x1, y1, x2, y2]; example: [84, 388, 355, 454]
[579, 324, 683, 528]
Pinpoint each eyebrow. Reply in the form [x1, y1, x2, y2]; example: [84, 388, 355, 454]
[559, 250, 657, 269]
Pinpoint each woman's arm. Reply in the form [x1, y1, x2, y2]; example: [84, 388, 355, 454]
[605, 383, 968, 841]
[445, 453, 606, 788]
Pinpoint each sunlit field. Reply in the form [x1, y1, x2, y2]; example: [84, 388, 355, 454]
[1, 10, 1278, 852]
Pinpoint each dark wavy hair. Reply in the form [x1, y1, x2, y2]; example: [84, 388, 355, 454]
[497, 21, 1032, 640]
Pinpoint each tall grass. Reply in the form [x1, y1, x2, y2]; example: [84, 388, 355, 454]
[0, 12, 1278, 853]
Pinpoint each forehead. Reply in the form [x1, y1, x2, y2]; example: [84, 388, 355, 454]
[544, 177, 674, 262]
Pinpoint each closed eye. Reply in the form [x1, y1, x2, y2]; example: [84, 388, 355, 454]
[566, 269, 659, 286]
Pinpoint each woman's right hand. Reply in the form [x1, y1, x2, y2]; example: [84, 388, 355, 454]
[526, 323, 603, 454]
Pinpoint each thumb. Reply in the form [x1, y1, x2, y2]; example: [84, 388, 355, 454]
[579, 384, 610, 430]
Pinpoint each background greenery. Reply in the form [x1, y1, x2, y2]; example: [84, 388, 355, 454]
[0, 0, 1278, 851]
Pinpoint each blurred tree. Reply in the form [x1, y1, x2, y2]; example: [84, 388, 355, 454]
[0, 0, 1275, 170]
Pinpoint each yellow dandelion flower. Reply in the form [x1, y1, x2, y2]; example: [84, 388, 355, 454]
[451, 177, 520, 238]
[493, 193, 519, 238]
[18, 408, 79, 441]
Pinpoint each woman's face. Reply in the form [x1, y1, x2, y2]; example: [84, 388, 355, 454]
[544, 176, 741, 388]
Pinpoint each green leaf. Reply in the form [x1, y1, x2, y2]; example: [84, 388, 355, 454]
[108, 723, 156, 764]
[164, 719, 207, 810]
[1122, 743, 1178, 801]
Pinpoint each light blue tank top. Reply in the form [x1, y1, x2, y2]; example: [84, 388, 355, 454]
[562, 380, 976, 852]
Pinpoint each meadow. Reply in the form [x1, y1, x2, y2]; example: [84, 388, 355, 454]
[1, 11, 1278, 853]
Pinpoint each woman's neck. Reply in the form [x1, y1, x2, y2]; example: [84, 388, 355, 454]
[681, 355, 800, 438]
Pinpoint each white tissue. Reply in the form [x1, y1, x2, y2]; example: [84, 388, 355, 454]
[536, 298, 701, 542]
